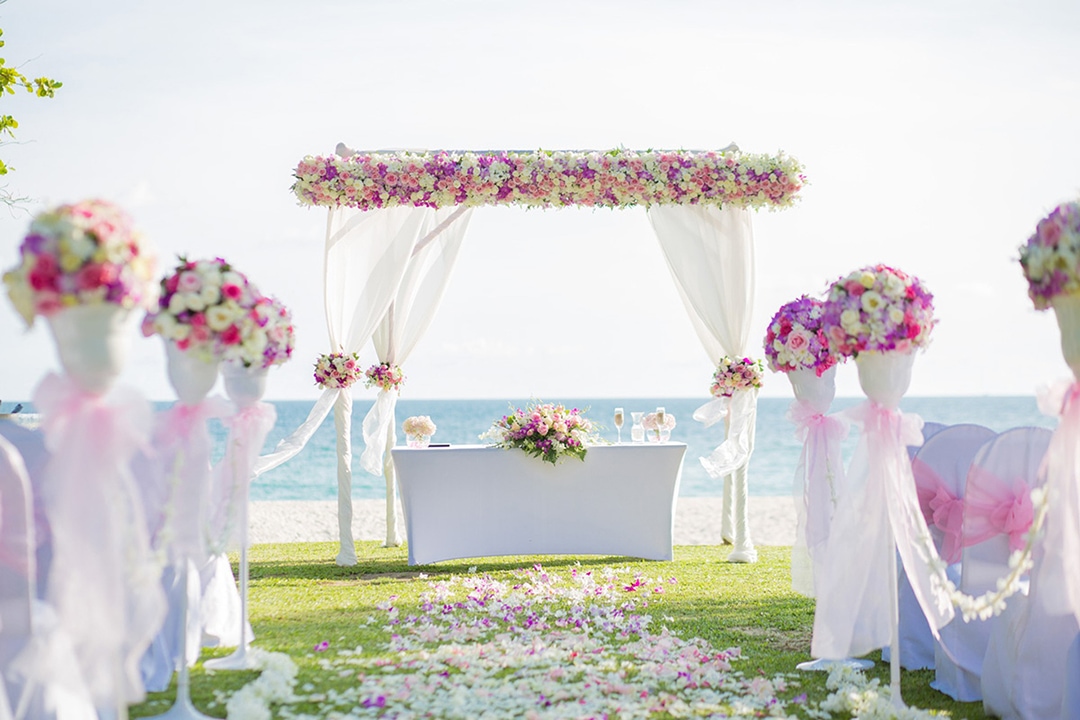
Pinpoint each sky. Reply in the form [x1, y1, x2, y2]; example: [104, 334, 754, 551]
[0, 0, 1078, 403]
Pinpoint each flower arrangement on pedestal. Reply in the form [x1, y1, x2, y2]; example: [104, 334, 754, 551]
[710, 357, 765, 397]
[1019, 199, 1080, 310]
[3, 198, 157, 326]
[364, 362, 405, 393]
[763, 296, 838, 376]
[483, 401, 599, 465]
[240, 295, 295, 369]
[314, 351, 363, 389]
[143, 256, 262, 363]
[821, 264, 936, 358]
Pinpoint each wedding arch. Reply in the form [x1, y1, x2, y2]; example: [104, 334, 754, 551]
[255, 143, 806, 566]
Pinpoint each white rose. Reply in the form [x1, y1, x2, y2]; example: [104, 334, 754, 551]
[168, 293, 187, 316]
[185, 293, 206, 313]
[889, 307, 905, 324]
[206, 305, 234, 332]
[840, 308, 860, 329]
[200, 284, 221, 306]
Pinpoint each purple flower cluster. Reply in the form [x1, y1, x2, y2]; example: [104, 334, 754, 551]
[763, 295, 838, 376]
[1019, 200, 1080, 309]
[292, 148, 805, 211]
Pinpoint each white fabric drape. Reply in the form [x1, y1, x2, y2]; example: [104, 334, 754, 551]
[648, 205, 758, 559]
[253, 205, 429, 565]
[360, 207, 473, 546]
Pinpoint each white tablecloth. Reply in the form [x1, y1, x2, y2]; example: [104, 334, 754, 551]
[391, 443, 686, 565]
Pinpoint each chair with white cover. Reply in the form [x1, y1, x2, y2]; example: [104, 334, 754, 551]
[0, 434, 94, 720]
[932, 426, 1051, 702]
[883, 423, 996, 670]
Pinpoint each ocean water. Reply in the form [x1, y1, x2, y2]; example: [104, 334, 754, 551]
[234, 396, 1056, 502]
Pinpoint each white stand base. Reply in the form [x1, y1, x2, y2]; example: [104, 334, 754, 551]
[727, 548, 758, 563]
[796, 657, 874, 672]
[203, 644, 258, 671]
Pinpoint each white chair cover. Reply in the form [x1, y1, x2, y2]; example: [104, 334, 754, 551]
[883, 423, 996, 670]
[1059, 633, 1080, 720]
[933, 426, 1052, 702]
[0, 434, 94, 720]
[983, 386, 1080, 719]
[648, 205, 758, 558]
[360, 206, 473, 546]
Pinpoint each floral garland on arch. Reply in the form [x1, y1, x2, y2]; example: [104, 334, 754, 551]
[292, 148, 805, 211]
[313, 351, 363, 389]
[3, 198, 157, 327]
[364, 362, 405, 393]
[710, 356, 765, 397]
[481, 401, 600, 465]
[822, 264, 936, 358]
[1019, 199, 1080, 309]
[763, 296, 838, 376]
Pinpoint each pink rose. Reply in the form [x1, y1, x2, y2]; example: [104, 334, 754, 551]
[177, 271, 202, 293]
[844, 280, 865, 296]
[77, 262, 116, 291]
[28, 255, 60, 291]
[221, 283, 243, 300]
[191, 325, 212, 343]
[220, 325, 241, 345]
[786, 329, 809, 352]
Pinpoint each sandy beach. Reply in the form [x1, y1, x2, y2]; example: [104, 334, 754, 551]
[249, 496, 797, 547]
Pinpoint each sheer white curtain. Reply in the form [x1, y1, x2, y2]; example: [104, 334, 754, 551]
[254, 205, 428, 565]
[647, 205, 759, 561]
[360, 206, 473, 547]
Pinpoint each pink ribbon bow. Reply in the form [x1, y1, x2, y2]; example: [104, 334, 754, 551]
[912, 459, 964, 564]
[963, 465, 1034, 552]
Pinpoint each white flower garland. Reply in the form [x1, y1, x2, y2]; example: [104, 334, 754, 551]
[918, 485, 1048, 622]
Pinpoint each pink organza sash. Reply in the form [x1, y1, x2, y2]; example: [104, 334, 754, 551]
[33, 372, 165, 707]
[788, 400, 848, 597]
[208, 401, 276, 552]
[912, 459, 965, 564]
[811, 400, 954, 659]
[962, 466, 1033, 552]
[152, 396, 231, 563]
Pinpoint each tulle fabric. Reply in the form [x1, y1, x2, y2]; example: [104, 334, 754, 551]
[208, 402, 277, 553]
[32, 373, 165, 708]
[788, 399, 848, 597]
[811, 399, 954, 659]
[913, 461, 964, 565]
[962, 466, 1033, 553]
[694, 389, 759, 479]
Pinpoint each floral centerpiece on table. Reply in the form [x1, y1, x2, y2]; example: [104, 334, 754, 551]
[3, 198, 157, 327]
[1019, 199, 1080, 310]
[364, 362, 405, 393]
[314, 351, 362, 389]
[142, 256, 261, 363]
[763, 296, 838, 376]
[236, 295, 295, 368]
[642, 412, 676, 441]
[482, 401, 600, 465]
[710, 356, 765, 397]
[821, 264, 935, 358]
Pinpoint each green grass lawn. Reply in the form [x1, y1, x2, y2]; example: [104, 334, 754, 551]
[131, 542, 988, 718]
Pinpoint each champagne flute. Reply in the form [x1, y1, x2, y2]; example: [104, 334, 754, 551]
[655, 406, 666, 441]
[614, 407, 624, 443]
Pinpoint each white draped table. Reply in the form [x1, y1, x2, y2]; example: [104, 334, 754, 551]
[391, 443, 686, 565]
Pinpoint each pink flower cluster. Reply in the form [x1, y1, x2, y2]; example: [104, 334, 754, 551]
[822, 264, 935, 358]
[1019, 200, 1080, 310]
[3, 198, 157, 326]
[710, 356, 765, 397]
[763, 296, 838, 376]
[486, 401, 598, 464]
[292, 148, 805, 211]
[313, 351, 362, 389]
[364, 362, 405, 392]
[143, 257, 293, 367]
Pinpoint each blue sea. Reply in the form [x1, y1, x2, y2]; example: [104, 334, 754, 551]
[223, 396, 1055, 502]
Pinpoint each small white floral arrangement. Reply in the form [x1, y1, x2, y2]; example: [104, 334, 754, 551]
[142, 256, 262, 364]
[402, 415, 436, 438]
[642, 412, 676, 441]
[313, 351, 362, 389]
[3, 198, 157, 327]
[710, 356, 765, 397]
